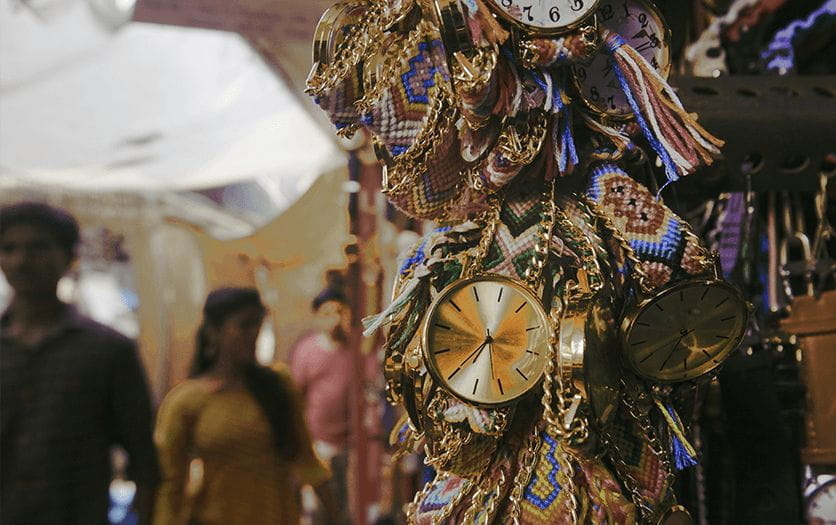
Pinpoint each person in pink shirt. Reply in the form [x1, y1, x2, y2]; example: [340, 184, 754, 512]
[290, 274, 353, 524]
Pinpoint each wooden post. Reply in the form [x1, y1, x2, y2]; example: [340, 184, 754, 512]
[346, 147, 382, 524]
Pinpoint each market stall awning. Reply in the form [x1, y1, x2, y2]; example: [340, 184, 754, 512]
[0, 0, 343, 213]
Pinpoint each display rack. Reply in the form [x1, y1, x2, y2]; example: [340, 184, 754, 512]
[675, 75, 835, 192]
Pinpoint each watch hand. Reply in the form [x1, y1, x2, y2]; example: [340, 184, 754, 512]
[659, 337, 682, 371]
[488, 339, 496, 379]
[459, 340, 488, 369]
[471, 341, 487, 365]
[659, 329, 695, 370]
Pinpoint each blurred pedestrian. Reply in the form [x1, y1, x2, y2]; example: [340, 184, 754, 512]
[153, 287, 334, 525]
[0, 202, 160, 525]
[290, 272, 353, 524]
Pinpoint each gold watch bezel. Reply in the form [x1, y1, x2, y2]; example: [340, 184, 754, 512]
[484, 0, 601, 36]
[620, 277, 749, 383]
[421, 274, 553, 407]
[311, 0, 369, 66]
[572, 0, 672, 120]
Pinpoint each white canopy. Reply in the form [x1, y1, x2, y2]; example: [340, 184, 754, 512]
[0, 0, 343, 212]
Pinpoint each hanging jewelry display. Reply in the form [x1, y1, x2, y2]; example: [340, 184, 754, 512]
[306, 0, 747, 522]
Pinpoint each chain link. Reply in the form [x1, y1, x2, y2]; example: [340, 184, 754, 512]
[558, 450, 580, 524]
[553, 201, 605, 307]
[524, 181, 557, 289]
[580, 196, 717, 293]
[356, 19, 437, 113]
[306, 1, 385, 98]
[463, 196, 503, 278]
[379, 93, 458, 195]
[423, 393, 490, 473]
[507, 426, 542, 524]
[540, 303, 590, 446]
[600, 381, 676, 522]
[459, 470, 506, 524]
[497, 111, 550, 166]
[579, 196, 655, 295]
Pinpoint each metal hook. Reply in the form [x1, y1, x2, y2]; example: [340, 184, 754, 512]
[779, 232, 815, 299]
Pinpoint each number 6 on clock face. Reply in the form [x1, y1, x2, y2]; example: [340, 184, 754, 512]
[422, 276, 552, 406]
[485, 0, 600, 34]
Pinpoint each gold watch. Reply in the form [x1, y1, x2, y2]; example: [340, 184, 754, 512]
[422, 274, 553, 405]
[620, 268, 749, 383]
[420, 185, 557, 408]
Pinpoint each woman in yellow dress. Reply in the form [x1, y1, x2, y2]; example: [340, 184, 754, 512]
[153, 287, 334, 525]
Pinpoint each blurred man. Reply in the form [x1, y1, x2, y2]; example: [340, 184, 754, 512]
[290, 271, 353, 524]
[0, 202, 159, 525]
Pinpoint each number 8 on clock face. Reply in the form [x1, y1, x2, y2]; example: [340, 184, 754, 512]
[574, 0, 670, 117]
[422, 276, 552, 406]
[485, 0, 600, 34]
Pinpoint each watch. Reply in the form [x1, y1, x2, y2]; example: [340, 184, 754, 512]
[422, 275, 552, 406]
[574, 0, 671, 118]
[311, 0, 369, 67]
[805, 475, 836, 524]
[485, 0, 600, 34]
[620, 277, 749, 382]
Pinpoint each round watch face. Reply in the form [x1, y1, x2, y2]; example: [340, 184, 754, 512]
[574, 0, 670, 117]
[423, 275, 551, 405]
[807, 479, 836, 524]
[621, 279, 748, 382]
[485, 0, 599, 33]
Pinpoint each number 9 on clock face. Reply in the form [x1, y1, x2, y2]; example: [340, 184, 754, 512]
[485, 0, 599, 33]
[574, 0, 670, 117]
[422, 276, 552, 406]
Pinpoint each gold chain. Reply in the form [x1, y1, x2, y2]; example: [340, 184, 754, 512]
[380, 93, 457, 195]
[306, 1, 384, 97]
[466, 179, 556, 284]
[524, 181, 558, 289]
[497, 111, 550, 166]
[579, 196, 654, 294]
[357, 20, 437, 112]
[307, 0, 420, 98]
[540, 302, 590, 446]
[423, 395, 474, 469]
[424, 424, 471, 470]
[558, 448, 580, 523]
[553, 201, 605, 307]
[459, 470, 506, 524]
[601, 381, 675, 522]
[580, 196, 716, 293]
[462, 196, 502, 278]
[507, 425, 542, 524]
[454, 48, 499, 130]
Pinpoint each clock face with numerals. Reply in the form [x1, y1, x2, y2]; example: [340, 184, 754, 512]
[423, 275, 551, 405]
[621, 279, 748, 382]
[807, 478, 836, 524]
[574, 0, 670, 117]
[485, 0, 600, 33]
